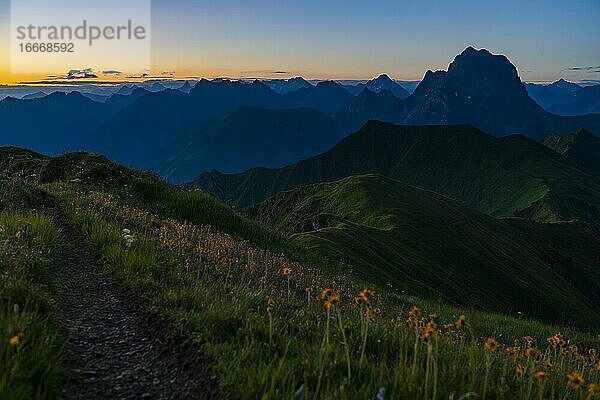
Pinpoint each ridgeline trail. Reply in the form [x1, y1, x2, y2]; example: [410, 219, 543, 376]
[45, 208, 226, 400]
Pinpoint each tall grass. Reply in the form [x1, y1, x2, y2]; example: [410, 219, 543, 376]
[59, 189, 600, 399]
[0, 212, 63, 400]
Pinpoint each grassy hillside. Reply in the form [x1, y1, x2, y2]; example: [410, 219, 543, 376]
[191, 122, 600, 224]
[542, 129, 600, 176]
[246, 174, 600, 330]
[0, 146, 310, 262]
[1, 146, 599, 398]
[0, 209, 63, 399]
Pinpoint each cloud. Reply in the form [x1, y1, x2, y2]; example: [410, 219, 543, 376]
[125, 73, 149, 79]
[240, 70, 291, 75]
[67, 68, 98, 79]
[102, 70, 122, 75]
[567, 65, 600, 73]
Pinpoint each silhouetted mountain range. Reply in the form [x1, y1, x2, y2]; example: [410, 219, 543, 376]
[340, 47, 600, 138]
[343, 74, 410, 99]
[263, 77, 312, 94]
[1, 47, 599, 181]
[527, 79, 600, 116]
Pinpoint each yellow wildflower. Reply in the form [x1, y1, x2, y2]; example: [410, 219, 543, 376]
[532, 371, 549, 382]
[566, 372, 585, 389]
[484, 338, 501, 352]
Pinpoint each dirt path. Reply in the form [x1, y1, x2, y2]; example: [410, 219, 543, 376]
[45, 208, 226, 400]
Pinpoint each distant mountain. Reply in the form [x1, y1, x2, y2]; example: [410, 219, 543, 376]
[84, 80, 285, 166]
[0, 92, 119, 155]
[145, 82, 166, 93]
[402, 47, 588, 137]
[178, 81, 194, 94]
[263, 77, 313, 94]
[116, 85, 137, 96]
[81, 92, 110, 103]
[527, 79, 581, 108]
[335, 88, 403, 134]
[396, 80, 421, 94]
[103, 87, 150, 109]
[344, 74, 410, 99]
[284, 80, 355, 116]
[547, 85, 600, 116]
[191, 121, 600, 224]
[527, 79, 600, 116]
[542, 129, 600, 175]
[245, 174, 600, 327]
[21, 91, 48, 100]
[155, 107, 340, 182]
[337, 47, 600, 138]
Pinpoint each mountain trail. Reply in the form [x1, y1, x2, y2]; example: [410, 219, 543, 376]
[44, 207, 226, 400]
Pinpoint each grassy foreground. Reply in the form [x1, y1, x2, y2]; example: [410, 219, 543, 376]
[53, 184, 600, 399]
[0, 212, 63, 400]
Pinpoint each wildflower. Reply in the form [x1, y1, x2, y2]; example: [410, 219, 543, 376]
[305, 287, 314, 294]
[456, 314, 466, 328]
[267, 297, 275, 312]
[282, 267, 292, 276]
[484, 338, 501, 352]
[9, 332, 23, 347]
[589, 383, 600, 396]
[523, 336, 534, 345]
[525, 348, 540, 358]
[409, 306, 421, 316]
[376, 387, 385, 400]
[355, 288, 375, 304]
[532, 371, 549, 382]
[421, 320, 438, 341]
[547, 333, 565, 348]
[593, 361, 600, 371]
[321, 289, 340, 309]
[515, 364, 526, 378]
[566, 372, 584, 389]
[366, 307, 376, 321]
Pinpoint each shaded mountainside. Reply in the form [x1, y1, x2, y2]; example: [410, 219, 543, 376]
[191, 122, 600, 223]
[0, 92, 120, 155]
[284, 80, 355, 116]
[542, 129, 600, 176]
[245, 174, 600, 329]
[154, 107, 341, 183]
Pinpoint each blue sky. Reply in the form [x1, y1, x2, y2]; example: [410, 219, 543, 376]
[1, 0, 599, 82]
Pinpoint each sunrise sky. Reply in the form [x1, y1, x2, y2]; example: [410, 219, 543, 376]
[0, 0, 599, 85]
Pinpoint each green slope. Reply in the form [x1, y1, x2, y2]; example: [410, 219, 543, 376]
[246, 174, 600, 330]
[191, 121, 600, 223]
[0, 147, 304, 259]
[542, 128, 600, 176]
